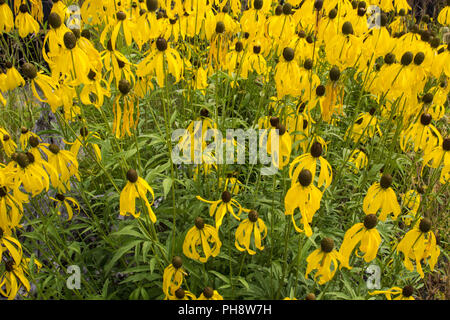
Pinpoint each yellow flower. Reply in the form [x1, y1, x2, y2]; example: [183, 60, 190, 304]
[197, 287, 223, 300]
[15, 4, 40, 38]
[0, 170, 26, 231]
[28, 137, 59, 189]
[112, 79, 139, 139]
[162, 256, 187, 297]
[437, 3, 450, 25]
[266, 122, 292, 170]
[396, 218, 440, 278]
[0, 1, 14, 33]
[401, 189, 422, 226]
[305, 238, 342, 285]
[18, 127, 38, 150]
[422, 137, 450, 171]
[369, 285, 415, 300]
[218, 173, 242, 195]
[400, 113, 442, 154]
[166, 288, 196, 300]
[339, 215, 382, 269]
[119, 169, 156, 222]
[289, 140, 333, 190]
[284, 169, 323, 237]
[182, 217, 222, 263]
[4, 63, 25, 91]
[196, 191, 249, 230]
[67, 127, 102, 162]
[274, 47, 301, 98]
[0, 258, 30, 300]
[346, 109, 382, 144]
[42, 143, 80, 193]
[363, 174, 401, 221]
[0, 129, 17, 158]
[0, 227, 23, 267]
[80, 69, 111, 109]
[347, 148, 368, 173]
[136, 37, 184, 88]
[50, 193, 80, 221]
[20, 63, 60, 106]
[235, 210, 267, 255]
[7, 152, 50, 197]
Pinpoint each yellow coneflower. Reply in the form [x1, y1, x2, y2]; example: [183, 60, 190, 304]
[218, 173, 242, 195]
[162, 256, 187, 298]
[235, 210, 267, 255]
[0, 170, 26, 231]
[18, 127, 37, 150]
[42, 143, 80, 193]
[347, 148, 368, 173]
[196, 191, 248, 230]
[346, 109, 382, 144]
[67, 127, 102, 162]
[197, 287, 223, 300]
[112, 79, 139, 139]
[182, 217, 221, 263]
[4, 63, 25, 91]
[422, 138, 450, 172]
[401, 189, 422, 226]
[166, 288, 196, 300]
[119, 169, 156, 222]
[0, 227, 22, 266]
[20, 63, 60, 107]
[363, 174, 401, 221]
[369, 285, 415, 300]
[0, 258, 30, 300]
[305, 238, 342, 285]
[438, 1, 450, 25]
[0, 128, 17, 158]
[42, 12, 69, 63]
[136, 37, 184, 88]
[284, 169, 323, 237]
[15, 3, 40, 38]
[0, 1, 14, 33]
[7, 152, 50, 197]
[339, 215, 382, 269]
[101, 10, 136, 52]
[400, 113, 442, 154]
[266, 120, 292, 170]
[50, 193, 80, 221]
[274, 47, 301, 98]
[28, 136, 59, 189]
[80, 69, 111, 109]
[289, 140, 333, 190]
[396, 218, 440, 278]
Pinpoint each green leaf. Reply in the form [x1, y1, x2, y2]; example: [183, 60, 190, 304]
[104, 240, 142, 273]
[163, 177, 173, 197]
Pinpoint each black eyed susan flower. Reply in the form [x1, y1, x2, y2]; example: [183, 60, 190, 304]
[284, 169, 323, 237]
[305, 238, 342, 285]
[15, 4, 40, 38]
[196, 191, 249, 230]
[162, 256, 187, 298]
[339, 214, 382, 269]
[182, 217, 222, 263]
[119, 169, 156, 222]
[363, 174, 401, 221]
[289, 140, 332, 190]
[240, 37, 269, 79]
[50, 193, 80, 221]
[397, 218, 440, 278]
[42, 12, 69, 63]
[0, 259, 30, 300]
[197, 287, 223, 300]
[234, 209, 267, 255]
[101, 10, 137, 52]
[369, 285, 415, 300]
